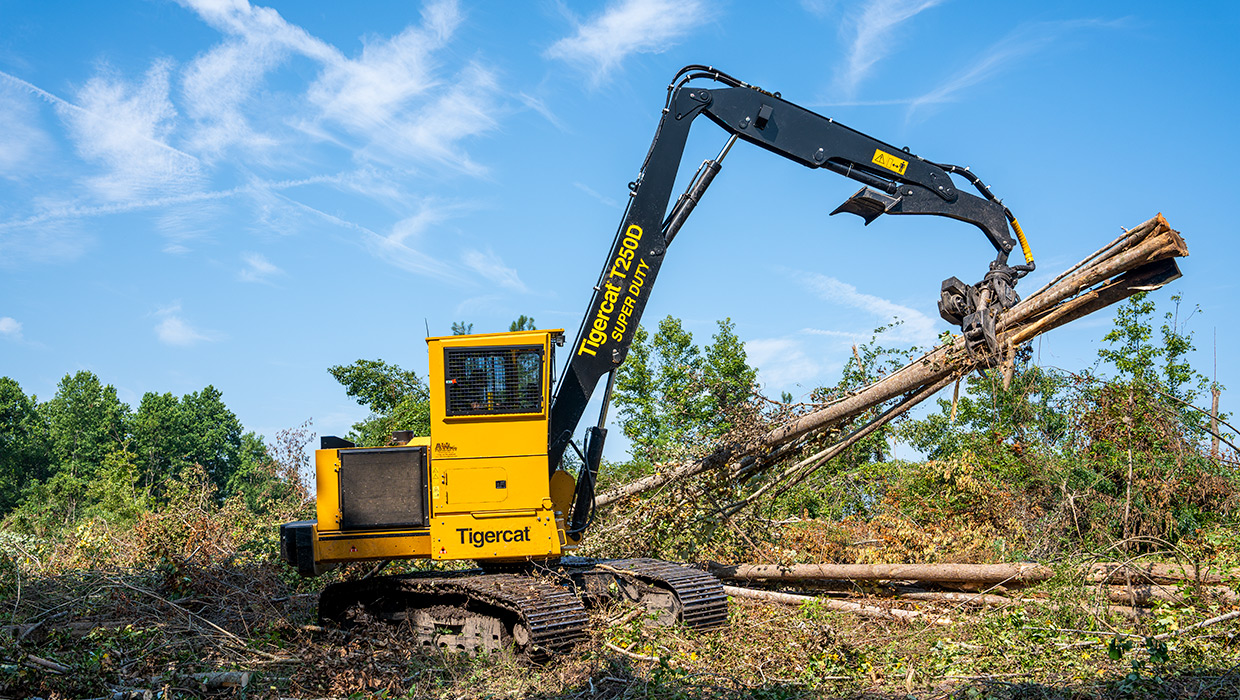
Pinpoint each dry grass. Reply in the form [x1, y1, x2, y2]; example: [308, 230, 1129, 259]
[3, 540, 1239, 699]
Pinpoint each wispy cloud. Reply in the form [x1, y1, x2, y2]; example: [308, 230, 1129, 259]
[1, 67, 204, 204]
[366, 61, 499, 173]
[0, 317, 22, 340]
[835, 0, 944, 99]
[574, 182, 620, 208]
[453, 294, 505, 318]
[801, 0, 841, 18]
[905, 19, 1125, 121]
[797, 272, 937, 346]
[518, 91, 567, 131]
[0, 81, 54, 179]
[275, 194, 466, 283]
[0, 175, 339, 232]
[746, 337, 825, 390]
[546, 0, 707, 85]
[239, 252, 284, 283]
[2, 1, 505, 277]
[306, 2, 457, 130]
[153, 303, 223, 346]
[63, 60, 205, 202]
[462, 248, 529, 293]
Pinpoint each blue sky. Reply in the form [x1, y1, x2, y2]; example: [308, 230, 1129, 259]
[2, 0, 1237, 458]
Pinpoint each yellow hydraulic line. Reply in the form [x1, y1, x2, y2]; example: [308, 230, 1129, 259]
[1010, 218, 1034, 266]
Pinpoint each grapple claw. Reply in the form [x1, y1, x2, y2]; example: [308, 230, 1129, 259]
[830, 187, 900, 225]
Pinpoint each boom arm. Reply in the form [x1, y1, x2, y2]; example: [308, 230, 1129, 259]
[548, 66, 1032, 480]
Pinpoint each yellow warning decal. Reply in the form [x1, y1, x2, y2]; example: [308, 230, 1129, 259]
[871, 149, 909, 176]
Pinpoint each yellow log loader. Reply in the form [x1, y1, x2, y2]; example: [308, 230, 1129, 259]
[279, 65, 1035, 657]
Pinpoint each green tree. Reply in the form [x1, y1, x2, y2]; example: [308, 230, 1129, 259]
[1097, 292, 1215, 438]
[614, 316, 758, 469]
[328, 359, 431, 446]
[703, 318, 758, 434]
[84, 445, 149, 526]
[130, 391, 190, 490]
[40, 371, 128, 480]
[451, 321, 473, 335]
[905, 350, 1069, 466]
[1098, 293, 1160, 385]
[180, 385, 243, 491]
[0, 377, 53, 513]
[814, 324, 921, 466]
[223, 431, 290, 513]
[509, 315, 537, 332]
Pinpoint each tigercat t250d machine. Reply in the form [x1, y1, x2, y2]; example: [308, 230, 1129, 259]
[280, 65, 1036, 657]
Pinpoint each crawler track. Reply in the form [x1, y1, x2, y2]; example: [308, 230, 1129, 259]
[591, 557, 730, 630]
[316, 558, 727, 658]
[320, 571, 588, 658]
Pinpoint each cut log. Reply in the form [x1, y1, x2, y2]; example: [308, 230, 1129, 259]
[1099, 584, 1239, 606]
[596, 215, 1189, 508]
[894, 590, 1015, 607]
[1086, 562, 1230, 585]
[722, 585, 949, 624]
[710, 562, 1053, 585]
[191, 671, 252, 689]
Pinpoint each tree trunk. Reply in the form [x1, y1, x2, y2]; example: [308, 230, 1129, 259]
[596, 214, 1189, 508]
[710, 562, 1053, 585]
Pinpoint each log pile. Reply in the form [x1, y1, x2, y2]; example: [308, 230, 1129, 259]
[714, 560, 1238, 623]
[596, 214, 1190, 510]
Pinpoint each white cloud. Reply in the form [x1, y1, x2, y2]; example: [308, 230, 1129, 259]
[905, 19, 1123, 121]
[746, 337, 824, 390]
[797, 272, 938, 346]
[180, 0, 495, 171]
[835, 0, 944, 99]
[573, 182, 620, 208]
[0, 317, 22, 339]
[181, 40, 283, 157]
[178, 0, 338, 156]
[239, 251, 284, 283]
[462, 248, 529, 293]
[154, 303, 222, 346]
[306, 3, 458, 130]
[546, 0, 707, 85]
[518, 91, 567, 131]
[61, 59, 204, 203]
[0, 81, 54, 179]
[178, 0, 339, 61]
[372, 61, 499, 173]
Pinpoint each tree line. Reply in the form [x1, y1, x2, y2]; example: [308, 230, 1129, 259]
[0, 372, 273, 533]
[3, 294, 1232, 555]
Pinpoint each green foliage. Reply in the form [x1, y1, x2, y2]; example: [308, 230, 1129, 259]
[328, 359, 431, 446]
[451, 321, 473, 335]
[904, 349, 1069, 466]
[179, 385, 243, 490]
[0, 377, 53, 513]
[223, 431, 285, 513]
[128, 386, 244, 493]
[703, 319, 759, 434]
[40, 371, 128, 480]
[508, 315, 536, 331]
[812, 323, 922, 468]
[614, 316, 758, 469]
[130, 391, 189, 489]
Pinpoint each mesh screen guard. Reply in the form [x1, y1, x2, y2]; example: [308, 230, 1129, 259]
[445, 345, 544, 416]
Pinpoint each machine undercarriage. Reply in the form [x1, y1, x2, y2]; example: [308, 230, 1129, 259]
[317, 558, 727, 658]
